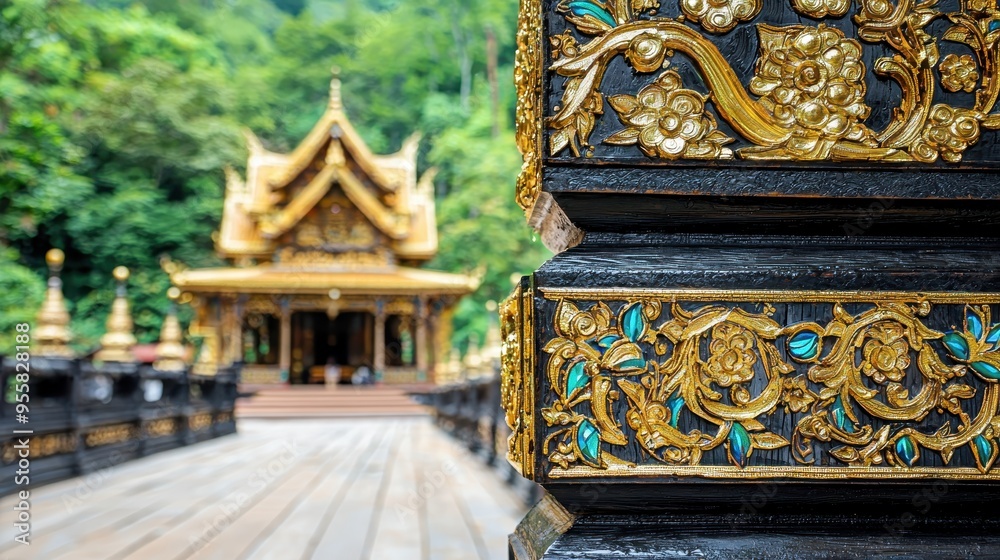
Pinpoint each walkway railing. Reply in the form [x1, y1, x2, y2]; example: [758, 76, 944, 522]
[0, 356, 238, 496]
[413, 375, 542, 505]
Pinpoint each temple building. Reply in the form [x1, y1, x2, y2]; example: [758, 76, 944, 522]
[170, 76, 478, 385]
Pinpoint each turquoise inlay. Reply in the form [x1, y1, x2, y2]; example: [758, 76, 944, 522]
[577, 419, 601, 463]
[969, 312, 985, 340]
[831, 396, 856, 434]
[566, 1, 617, 27]
[622, 303, 645, 343]
[971, 361, 1000, 379]
[986, 324, 1000, 349]
[896, 435, 918, 467]
[943, 332, 971, 361]
[990, 19, 1000, 33]
[974, 435, 995, 468]
[728, 422, 752, 468]
[598, 335, 620, 349]
[566, 361, 590, 397]
[666, 393, 684, 428]
[788, 331, 820, 360]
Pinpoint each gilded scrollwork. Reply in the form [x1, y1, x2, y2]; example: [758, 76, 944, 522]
[541, 0, 1000, 166]
[535, 291, 1000, 479]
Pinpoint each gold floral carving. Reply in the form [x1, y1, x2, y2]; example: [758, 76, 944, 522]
[940, 53, 981, 92]
[541, 0, 1000, 164]
[189, 413, 212, 432]
[524, 289, 1000, 480]
[747, 24, 875, 159]
[85, 424, 139, 448]
[681, 0, 762, 34]
[146, 418, 179, 438]
[500, 284, 535, 478]
[792, 0, 851, 18]
[607, 70, 734, 158]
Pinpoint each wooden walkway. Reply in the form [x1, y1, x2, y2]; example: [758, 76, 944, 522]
[0, 419, 526, 560]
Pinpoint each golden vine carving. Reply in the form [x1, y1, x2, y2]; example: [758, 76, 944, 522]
[543, 0, 1000, 163]
[538, 293, 1000, 477]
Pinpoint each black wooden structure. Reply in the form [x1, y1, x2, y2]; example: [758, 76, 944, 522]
[506, 0, 1000, 557]
[0, 357, 238, 496]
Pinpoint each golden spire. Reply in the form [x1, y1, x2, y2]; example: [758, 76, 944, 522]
[154, 287, 186, 372]
[95, 266, 137, 363]
[329, 66, 343, 111]
[191, 327, 219, 376]
[35, 249, 74, 358]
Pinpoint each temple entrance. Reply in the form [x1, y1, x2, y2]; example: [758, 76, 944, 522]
[290, 311, 374, 385]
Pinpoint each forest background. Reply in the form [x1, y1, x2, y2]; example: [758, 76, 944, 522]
[0, 0, 548, 354]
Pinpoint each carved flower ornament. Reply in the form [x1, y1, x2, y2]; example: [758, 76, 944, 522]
[704, 322, 758, 387]
[913, 104, 982, 163]
[750, 24, 874, 157]
[606, 69, 734, 159]
[681, 0, 761, 34]
[939, 54, 980, 93]
[861, 323, 911, 384]
[791, 0, 851, 18]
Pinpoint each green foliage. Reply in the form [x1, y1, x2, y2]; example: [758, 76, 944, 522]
[0, 249, 45, 352]
[0, 0, 547, 354]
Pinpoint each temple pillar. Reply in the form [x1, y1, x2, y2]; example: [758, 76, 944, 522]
[278, 298, 291, 384]
[505, 0, 1000, 557]
[374, 299, 386, 379]
[415, 297, 428, 382]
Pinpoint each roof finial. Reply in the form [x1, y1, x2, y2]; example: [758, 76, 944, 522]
[95, 266, 138, 363]
[329, 65, 343, 111]
[36, 249, 75, 358]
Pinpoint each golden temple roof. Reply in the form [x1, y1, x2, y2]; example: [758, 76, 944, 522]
[216, 72, 439, 263]
[171, 265, 479, 296]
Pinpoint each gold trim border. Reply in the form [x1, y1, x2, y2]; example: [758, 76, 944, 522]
[534, 287, 1000, 481]
[549, 465, 1000, 481]
[502, 282, 537, 478]
[514, 0, 544, 213]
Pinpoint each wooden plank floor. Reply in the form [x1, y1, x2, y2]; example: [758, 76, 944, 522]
[0, 419, 527, 560]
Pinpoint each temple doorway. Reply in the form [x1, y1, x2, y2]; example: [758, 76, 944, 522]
[290, 311, 374, 384]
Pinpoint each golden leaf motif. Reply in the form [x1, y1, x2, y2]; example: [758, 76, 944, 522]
[752, 432, 792, 450]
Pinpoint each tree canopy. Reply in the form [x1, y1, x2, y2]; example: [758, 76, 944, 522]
[0, 0, 548, 354]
